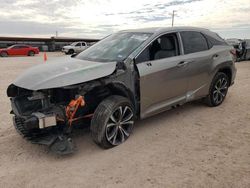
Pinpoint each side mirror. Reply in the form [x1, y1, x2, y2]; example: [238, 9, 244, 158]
[116, 61, 127, 70]
[71, 53, 77, 58]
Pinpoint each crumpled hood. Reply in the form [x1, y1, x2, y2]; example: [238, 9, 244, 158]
[13, 56, 117, 90]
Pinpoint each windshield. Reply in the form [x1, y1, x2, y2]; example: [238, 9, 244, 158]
[77, 32, 152, 62]
[7, 45, 15, 49]
[70, 42, 78, 46]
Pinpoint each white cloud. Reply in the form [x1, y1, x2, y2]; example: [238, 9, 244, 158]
[0, 0, 249, 38]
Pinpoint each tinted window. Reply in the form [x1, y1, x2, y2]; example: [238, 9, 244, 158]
[76, 43, 81, 46]
[82, 43, 86, 46]
[181, 31, 208, 54]
[136, 33, 179, 63]
[19, 45, 29, 48]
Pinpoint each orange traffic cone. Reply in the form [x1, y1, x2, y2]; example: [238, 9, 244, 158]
[43, 52, 47, 62]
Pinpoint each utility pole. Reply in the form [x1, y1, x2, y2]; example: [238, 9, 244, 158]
[56, 31, 58, 38]
[171, 10, 177, 27]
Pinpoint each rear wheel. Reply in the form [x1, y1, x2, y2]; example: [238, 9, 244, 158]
[90, 95, 134, 149]
[205, 72, 229, 107]
[1, 51, 8, 57]
[28, 51, 35, 56]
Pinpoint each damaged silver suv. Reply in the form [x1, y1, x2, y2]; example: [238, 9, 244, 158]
[7, 27, 236, 154]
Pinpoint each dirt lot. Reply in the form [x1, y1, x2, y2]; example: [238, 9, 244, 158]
[0, 53, 249, 188]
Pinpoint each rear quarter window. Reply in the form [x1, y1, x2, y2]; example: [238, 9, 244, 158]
[204, 34, 228, 48]
[180, 31, 208, 54]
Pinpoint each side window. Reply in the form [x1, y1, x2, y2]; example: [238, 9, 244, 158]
[180, 31, 208, 54]
[76, 43, 81, 46]
[82, 43, 86, 46]
[19, 45, 28, 49]
[136, 33, 180, 63]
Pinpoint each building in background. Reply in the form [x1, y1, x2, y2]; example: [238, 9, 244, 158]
[0, 36, 99, 52]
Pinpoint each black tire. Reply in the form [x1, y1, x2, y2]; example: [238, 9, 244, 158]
[28, 51, 35, 56]
[68, 49, 74, 54]
[90, 95, 135, 149]
[205, 72, 229, 107]
[1, 51, 8, 57]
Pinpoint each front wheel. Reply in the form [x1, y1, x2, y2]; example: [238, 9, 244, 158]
[90, 95, 135, 149]
[68, 49, 74, 54]
[205, 72, 229, 107]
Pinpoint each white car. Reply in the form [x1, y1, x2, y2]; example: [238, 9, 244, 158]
[62, 42, 89, 54]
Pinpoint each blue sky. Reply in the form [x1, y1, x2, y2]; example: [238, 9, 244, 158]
[0, 0, 249, 39]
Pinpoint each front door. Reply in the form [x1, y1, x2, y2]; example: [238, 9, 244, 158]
[75, 42, 82, 53]
[8, 46, 20, 55]
[135, 33, 189, 119]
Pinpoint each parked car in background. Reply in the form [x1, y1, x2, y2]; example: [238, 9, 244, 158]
[226, 38, 250, 61]
[244, 40, 250, 60]
[62, 41, 90, 54]
[7, 27, 236, 154]
[0, 44, 39, 57]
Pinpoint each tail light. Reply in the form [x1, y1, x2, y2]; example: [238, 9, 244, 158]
[230, 49, 237, 62]
[230, 49, 236, 56]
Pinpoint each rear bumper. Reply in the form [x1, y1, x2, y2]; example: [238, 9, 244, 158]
[231, 64, 237, 86]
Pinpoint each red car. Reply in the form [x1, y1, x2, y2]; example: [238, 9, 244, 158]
[0, 44, 39, 57]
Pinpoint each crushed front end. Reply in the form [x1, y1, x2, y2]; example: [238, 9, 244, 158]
[7, 82, 106, 154]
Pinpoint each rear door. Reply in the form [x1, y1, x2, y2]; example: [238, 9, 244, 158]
[179, 31, 213, 99]
[135, 32, 189, 118]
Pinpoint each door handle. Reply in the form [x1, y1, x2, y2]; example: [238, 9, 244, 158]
[177, 61, 189, 67]
[146, 62, 152, 66]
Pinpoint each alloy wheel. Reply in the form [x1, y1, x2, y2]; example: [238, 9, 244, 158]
[105, 106, 134, 145]
[212, 77, 228, 104]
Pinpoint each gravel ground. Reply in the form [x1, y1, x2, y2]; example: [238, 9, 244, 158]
[0, 53, 250, 188]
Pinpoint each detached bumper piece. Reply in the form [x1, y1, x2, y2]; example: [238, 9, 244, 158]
[32, 112, 57, 129]
[13, 116, 75, 155]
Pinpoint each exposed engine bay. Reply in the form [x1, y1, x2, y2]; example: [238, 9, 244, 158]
[7, 80, 121, 154]
[6, 51, 138, 155]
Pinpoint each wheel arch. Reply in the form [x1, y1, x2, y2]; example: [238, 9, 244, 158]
[217, 66, 232, 85]
[28, 50, 35, 55]
[206, 64, 233, 97]
[106, 82, 138, 114]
